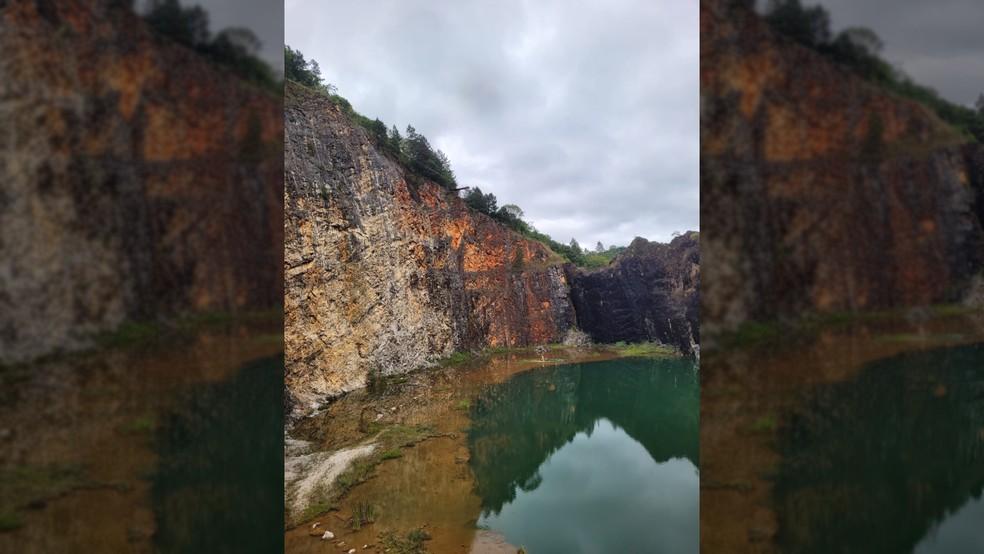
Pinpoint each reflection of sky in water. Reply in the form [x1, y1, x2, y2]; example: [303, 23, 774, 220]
[478, 418, 698, 554]
[915, 495, 984, 554]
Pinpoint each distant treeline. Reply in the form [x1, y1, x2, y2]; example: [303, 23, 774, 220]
[138, 0, 280, 92]
[286, 46, 632, 268]
[760, 0, 984, 142]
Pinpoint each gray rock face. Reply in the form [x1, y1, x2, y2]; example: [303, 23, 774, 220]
[701, 0, 984, 339]
[285, 83, 576, 415]
[0, 0, 283, 364]
[568, 235, 701, 354]
[284, 82, 703, 415]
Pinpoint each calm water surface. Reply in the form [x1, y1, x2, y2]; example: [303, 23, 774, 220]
[152, 355, 284, 553]
[0, 325, 283, 553]
[469, 358, 699, 553]
[775, 343, 984, 554]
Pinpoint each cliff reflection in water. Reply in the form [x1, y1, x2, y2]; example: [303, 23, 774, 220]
[0, 325, 283, 553]
[775, 343, 984, 554]
[152, 355, 284, 554]
[466, 358, 699, 553]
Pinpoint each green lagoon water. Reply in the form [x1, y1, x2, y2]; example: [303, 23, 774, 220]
[775, 343, 984, 554]
[152, 355, 284, 553]
[467, 357, 699, 553]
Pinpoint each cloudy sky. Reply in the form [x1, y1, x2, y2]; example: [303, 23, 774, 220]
[815, 1, 984, 106]
[285, 0, 698, 247]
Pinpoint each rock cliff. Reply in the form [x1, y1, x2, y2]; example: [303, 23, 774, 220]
[0, 0, 284, 363]
[285, 82, 576, 413]
[285, 82, 700, 413]
[568, 234, 700, 354]
[701, 0, 984, 338]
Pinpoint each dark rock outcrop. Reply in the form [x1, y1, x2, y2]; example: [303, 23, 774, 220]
[701, 0, 984, 339]
[0, 0, 284, 363]
[568, 234, 700, 354]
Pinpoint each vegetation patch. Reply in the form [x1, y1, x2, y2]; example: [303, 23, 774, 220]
[286, 45, 669, 269]
[141, 0, 280, 93]
[120, 414, 156, 434]
[0, 510, 23, 532]
[715, 303, 975, 351]
[94, 308, 281, 349]
[438, 351, 474, 367]
[762, 0, 984, 143]
[379, 527, 431, 554]
[608, 342, 680, 358]
[350, 501, 376, 530]
[749, 415, 778, 434]
[380, 449, 404, 460]
[0, 464, 90, 529]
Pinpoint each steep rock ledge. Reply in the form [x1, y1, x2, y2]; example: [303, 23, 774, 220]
[0, 0, 284, 364]
[285, 82, 703, 415]
[285, 82, 576, 414]
[701, 0, 984, 338]
[568, 234, 701, 354]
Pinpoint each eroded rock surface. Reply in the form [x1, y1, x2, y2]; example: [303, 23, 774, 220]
[568, 234, 700, 354]
[285, 81, 702, 413]
[701, 0, 984, 337]
[285, 82, 576, 413]
[0, 0, 284, 363]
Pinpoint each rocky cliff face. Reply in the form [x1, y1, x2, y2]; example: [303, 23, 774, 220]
[285, 82, 702, 413]
[701, 0, 984, 338]
[285, 82, 576, 413]
[0, 0, 284, 363]
[568, 234, 700, 354]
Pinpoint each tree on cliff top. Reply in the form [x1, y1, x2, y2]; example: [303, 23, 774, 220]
[464, 187, 499, 215]
[144, 0, 209, 47]
[403, 125, 457, 190]
[285, 46, 336, 94]
[143, 0, 279, 91]
[762, 0, 984, 142]
[763, 0, 830, 48]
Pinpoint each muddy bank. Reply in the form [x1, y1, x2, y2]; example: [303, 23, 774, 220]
[0, 318, 283, 553]
[283, 346, 687, 553]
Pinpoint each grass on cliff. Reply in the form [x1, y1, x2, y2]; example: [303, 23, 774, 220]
[286, 48, 642, 270]
[93, 308, 282, 349]
[141, 1, 281, 94]
[608, 342, 680, 358]
[713, 303, 978, 351]
[762, 0, 984, 143]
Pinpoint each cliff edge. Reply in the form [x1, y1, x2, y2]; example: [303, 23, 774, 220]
[0, 0, 284, 363]
[284, 81, 700, 415]
[701, 0, 984, 339]
[285, 82, 576, 413]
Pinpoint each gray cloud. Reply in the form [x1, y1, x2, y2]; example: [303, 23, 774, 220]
[816, 0, 984, 106]
[285, 0, 698, 247]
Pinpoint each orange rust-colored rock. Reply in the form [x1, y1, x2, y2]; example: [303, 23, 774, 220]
[0, 0, 284, 363]
[701, 0, 984, 338]
[284, 82, 575, 415]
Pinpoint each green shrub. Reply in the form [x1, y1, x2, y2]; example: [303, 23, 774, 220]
[380, 448, 404, 460]
[350, 501, 376, 529]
